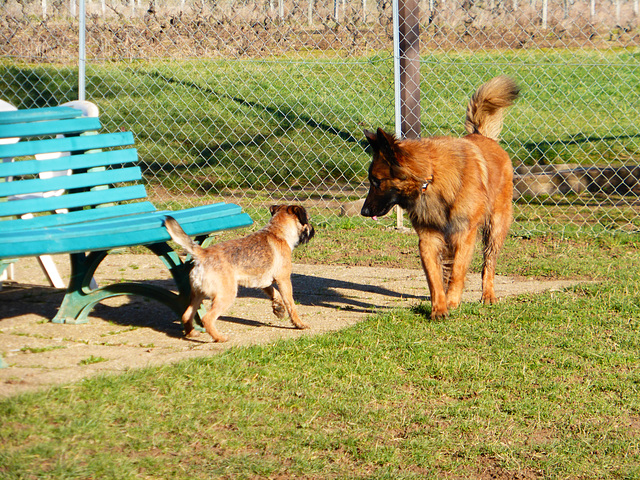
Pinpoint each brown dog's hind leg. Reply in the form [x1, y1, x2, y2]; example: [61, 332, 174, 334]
[263, 285, 287, 319]
[481, 207, 512, 304]
[418, 230, 448, 319]
[274, 276, 309, 330]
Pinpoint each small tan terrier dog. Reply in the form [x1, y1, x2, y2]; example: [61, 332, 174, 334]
[164, 205, 315, 342]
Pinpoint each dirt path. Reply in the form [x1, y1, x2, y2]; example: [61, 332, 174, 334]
[0, 254, 580, 398]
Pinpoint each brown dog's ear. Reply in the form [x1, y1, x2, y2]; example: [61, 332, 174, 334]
[376, 128, 396, 148]
[375, 128, 402, 167]
[364, 129, 378, 149]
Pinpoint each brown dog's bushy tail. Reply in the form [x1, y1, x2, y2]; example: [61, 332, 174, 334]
[465, 76, 520, 141]
[164, 216, 205, 257]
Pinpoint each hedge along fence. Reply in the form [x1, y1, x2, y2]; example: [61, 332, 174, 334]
[1, 0, 639, 235]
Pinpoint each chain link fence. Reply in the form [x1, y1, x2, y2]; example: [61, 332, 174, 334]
[1, 0, 639, 234]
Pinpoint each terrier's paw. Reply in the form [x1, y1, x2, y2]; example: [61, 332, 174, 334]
[272, 302, 287, 319]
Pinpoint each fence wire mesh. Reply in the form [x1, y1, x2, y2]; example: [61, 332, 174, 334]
[1, 0, 639, 234]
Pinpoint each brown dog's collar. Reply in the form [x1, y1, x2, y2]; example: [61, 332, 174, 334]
[421, 175, 434, 193]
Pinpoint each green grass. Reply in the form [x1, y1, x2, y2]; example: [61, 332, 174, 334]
[1, 227, 640, 479]
[78, 355, 108, 366]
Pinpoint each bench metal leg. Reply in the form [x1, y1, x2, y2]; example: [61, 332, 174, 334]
[52, 244, 196, 329]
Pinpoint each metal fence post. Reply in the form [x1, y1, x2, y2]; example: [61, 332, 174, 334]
[78, 0, 86, 101]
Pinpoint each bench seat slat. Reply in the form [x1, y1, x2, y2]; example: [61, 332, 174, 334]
[0, 107, 81, 127]
[0, 132, 135, 158]
[0, 207, 253, 257]
[7, 203, 241, 237]
[0, 184, 147, 217]
[0, 202, 158, 232]
[0, 166, 142, 197]
[0, 149, 138, 178]
[0, 117, 102, 140]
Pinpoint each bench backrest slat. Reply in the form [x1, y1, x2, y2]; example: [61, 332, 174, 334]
[1, 166, 142, 197]
[0, 106, 81, 126]
[0, 184, 147, 217]
[0, 117, 102, 140]
[0, 132, 135, 158]
[0, 149, 138, 178]
[0, 201, 158, 232]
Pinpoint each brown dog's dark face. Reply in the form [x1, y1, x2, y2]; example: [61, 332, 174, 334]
[269, 204, 315, 245]
[361, 128, 415, 218]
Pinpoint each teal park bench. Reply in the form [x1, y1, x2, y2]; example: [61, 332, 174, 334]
[0, 105, 253, 332]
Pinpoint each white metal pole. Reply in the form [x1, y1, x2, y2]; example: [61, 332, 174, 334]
[79, 0, 86, 101]
[393, 0, 401, 140]
[393, 0, 403, 229]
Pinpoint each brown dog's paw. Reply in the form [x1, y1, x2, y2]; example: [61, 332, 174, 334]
[447, 299, 461, 310]
[292, 320, 310, 330]
[430, 308, 449, 320]
[481, 294, 498, 305]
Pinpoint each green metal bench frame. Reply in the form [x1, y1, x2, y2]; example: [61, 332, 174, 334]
[0, 105, 253, 326]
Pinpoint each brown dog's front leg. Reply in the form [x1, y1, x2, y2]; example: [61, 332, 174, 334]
[418, 230, 448, 319]
[446, 226, 479, 310]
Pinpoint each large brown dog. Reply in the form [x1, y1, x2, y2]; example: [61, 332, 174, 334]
[361, 76, 520, 318]
[164, 205, 315, 342]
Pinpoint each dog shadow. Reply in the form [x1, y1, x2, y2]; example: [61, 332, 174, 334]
[237, 272, 423, 314]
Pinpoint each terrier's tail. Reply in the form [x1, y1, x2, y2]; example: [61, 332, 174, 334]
[164, 216, 205, 257]
[465, 76, 520, 141]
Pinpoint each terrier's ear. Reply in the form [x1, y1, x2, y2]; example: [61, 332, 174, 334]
[291, 205, 310, 226]
[269, 205, 281, 216]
